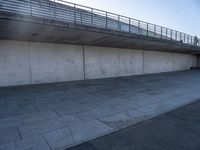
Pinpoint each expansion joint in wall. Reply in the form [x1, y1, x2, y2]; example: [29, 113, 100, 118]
[82, 45, 86, 80]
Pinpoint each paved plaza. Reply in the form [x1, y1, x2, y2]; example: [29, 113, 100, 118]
[1, 70, 200, 150]
[68, 99, 200, 150]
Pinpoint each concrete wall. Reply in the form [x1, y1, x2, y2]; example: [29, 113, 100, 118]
[29, 42, 84, 84]
[0, 40, 84, 86]
[143, 51, 196, 74]
[173, 53, 197, 71]
[0, 40, 197, 87]
[84, 46, 197, 79]
[0, 40, 30, 86]
[84, 46, 144, 79]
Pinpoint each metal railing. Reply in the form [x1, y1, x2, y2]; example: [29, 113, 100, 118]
[0, 0, 199, 47]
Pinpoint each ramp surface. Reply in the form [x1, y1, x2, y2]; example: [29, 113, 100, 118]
[0, 70, 200, 150]
[67, 99, 200, 150]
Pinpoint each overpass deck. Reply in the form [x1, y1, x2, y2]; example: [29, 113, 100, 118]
[0, 0, 200, 53]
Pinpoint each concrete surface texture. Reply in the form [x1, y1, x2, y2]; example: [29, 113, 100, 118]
[67, 100, 200, 150]
[0, 70, 200, 150]
[0, 40, 197, 87]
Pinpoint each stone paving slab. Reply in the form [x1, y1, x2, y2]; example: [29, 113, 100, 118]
[0, 142, 15, 150]
[44, 128, 74, 150]
[0, 70, 200, 149]
[67, 100, 200, 150]
[0, 127, 21, 145]
[19, 117, 68, 138]
[0, 111, 58, 129]
[68, 120, 114, 143]
[15, 135, 50, 150]
[100, 112, 139, 129]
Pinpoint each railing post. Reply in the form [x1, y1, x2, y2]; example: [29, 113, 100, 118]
[189, 36, 191, 44]
[161, 27, 163, 39]
[166, 28, 168, 38]
[189, 35, 190, 44]
[129, 18, 131, 33]
[91, 8, 93, 25]
[170, 29, 172, 40]
[154, 25, 156, 37]
[191, 36, 192, 44]
[147, 23, 148, 36]
[80, 10, 82, 24]
[0, 0, 2, 9]
[106, 12, 108, 29]
[53, 0, 55, 18]
[30, 0, 32, 16]
[180, 33, 182, 42]
[118, 15, 120, 31]
[184, 34, 186, 43]
[175, 31, 177, 41]
[138, 21, 140, 35]
[74, 4, 76, 24]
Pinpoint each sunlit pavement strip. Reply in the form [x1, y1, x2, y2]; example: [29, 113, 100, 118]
[0, 70, 200, 150]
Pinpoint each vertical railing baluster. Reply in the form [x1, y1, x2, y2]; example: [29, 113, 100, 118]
[147, 23, 149, 36]
[129, 18, 131, 33]
[189, 36, 191, 44]
[154, 25, 156, 37]
[188, 35, 190, 44]
[161, 27, 163, 39]
[106, 12, 108, 29]
[53, 0, 55, 18]
[186, 35, 187, 44]
[91, 8, 93, 25]
[189, 35, 191, 44]
[30, 0, 32, 16]
[191, 36, 193, 45]
[170, 30, 172, 40]
[175, 31, 177, 41]
[186, 35, 188, 44]
[0, 0, 2, 9]
[138, 21, 140, 35]
[180, 33, 182, 42]
[80, 8, 82, 24]
[189, 35, 190, 44]
[74, 4, 76, 24]
[118, 15, 120, 31]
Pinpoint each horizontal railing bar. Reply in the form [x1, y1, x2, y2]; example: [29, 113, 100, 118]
[0, 0, 198, 46]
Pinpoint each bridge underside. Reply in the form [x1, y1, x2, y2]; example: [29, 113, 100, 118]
[1, 12, 200, 54]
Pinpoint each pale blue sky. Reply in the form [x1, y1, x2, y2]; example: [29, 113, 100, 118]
[63, 0, 200, 37]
